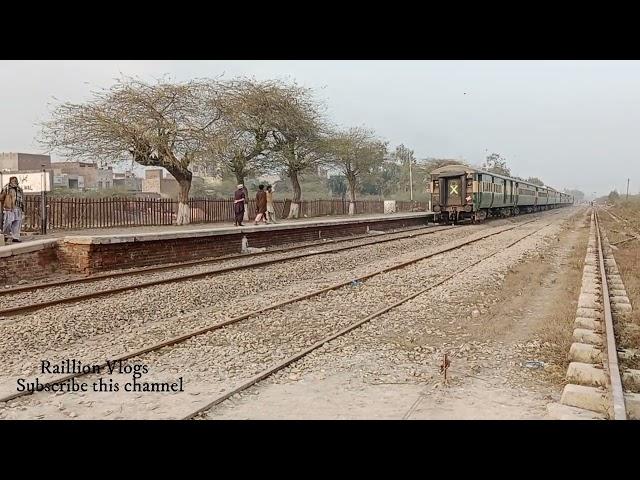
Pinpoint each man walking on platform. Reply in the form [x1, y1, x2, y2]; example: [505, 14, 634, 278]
[234, 184, 246, 226]
[0, 176, 24, 244]
[266, 185, 277, 223]
[254, 184, 268, 225]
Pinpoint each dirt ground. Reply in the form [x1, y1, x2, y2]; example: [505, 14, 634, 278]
[206, 208, 590, 419]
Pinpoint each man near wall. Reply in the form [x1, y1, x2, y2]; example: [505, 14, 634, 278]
[254, 184, 268, 225]
[234, 184, 246, 227]
[0, 176, 24, 244]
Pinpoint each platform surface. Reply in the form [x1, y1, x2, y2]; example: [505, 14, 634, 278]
[0, 238, 59, 257]
[6, 211, 433, 247]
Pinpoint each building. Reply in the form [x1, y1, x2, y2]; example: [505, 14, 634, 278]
[53, 173, 85, 190]
[51, 161, 114, 190]
[142, 169, 180, 198]
[0, 152, 51, 172]
[96, 166, 114, 189]
[0, 171, 53, 193]
[190, 164, 219, 179]
[113, 171, 142, 191]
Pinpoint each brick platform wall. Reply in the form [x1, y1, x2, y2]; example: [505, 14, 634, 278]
[0, 246, 58, 284]
[59, 216, 429, 274]
[56, 243, 92, 274]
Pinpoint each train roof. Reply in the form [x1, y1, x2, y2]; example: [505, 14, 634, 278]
[429, 165, 570, 195]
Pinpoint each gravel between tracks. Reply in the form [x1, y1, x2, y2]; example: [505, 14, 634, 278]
[0, 226, 449, 310]
[0, 219, 509, 382]
[0, 208, 574, 419]
[204, 207, 588, 419]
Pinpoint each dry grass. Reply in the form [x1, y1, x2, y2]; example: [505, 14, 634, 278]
[536, 216, 590, 383]
[611, 237, 640, 347]
[603, 204, 640, 325]
[615, 196, 640, 232]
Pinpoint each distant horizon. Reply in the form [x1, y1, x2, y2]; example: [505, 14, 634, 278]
[2, 60, 638, 197]
[0, 151, 612, 198]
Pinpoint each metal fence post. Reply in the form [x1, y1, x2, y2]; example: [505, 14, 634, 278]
[41, 191, 47, 235]
[40, 167, 47, 235]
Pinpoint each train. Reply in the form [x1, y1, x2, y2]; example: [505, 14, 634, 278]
[430, 165, 574, 223]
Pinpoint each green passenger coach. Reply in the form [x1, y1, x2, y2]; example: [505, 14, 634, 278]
[430, 165, 573, 223]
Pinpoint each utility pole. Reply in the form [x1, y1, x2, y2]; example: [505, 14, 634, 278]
[627, 178, 630, 200]
[409, 156, 413, 202]
[41, 165, 47, 235]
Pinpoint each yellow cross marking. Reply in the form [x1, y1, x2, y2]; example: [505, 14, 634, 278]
[449, 184, 459, 195]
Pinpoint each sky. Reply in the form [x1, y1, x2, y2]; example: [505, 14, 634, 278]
[1, 60, 638, 197]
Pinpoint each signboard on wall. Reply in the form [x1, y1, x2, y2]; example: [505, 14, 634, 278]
[0, 170, 53, 193]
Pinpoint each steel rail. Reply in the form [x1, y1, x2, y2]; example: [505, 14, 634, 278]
[595, 211, 627, 420]
[0, 224, 457, 318]
[183, 218, 560, 420]
[0, 215, 551, 404]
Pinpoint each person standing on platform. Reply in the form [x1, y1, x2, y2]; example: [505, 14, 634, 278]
[0, 176, 24, 244]
[254, 184, 268, 225]
[233, 184, 246, 227]
[266, 185, 277, 223]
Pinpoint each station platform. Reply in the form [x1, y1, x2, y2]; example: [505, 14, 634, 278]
[0, 212, 434, 281]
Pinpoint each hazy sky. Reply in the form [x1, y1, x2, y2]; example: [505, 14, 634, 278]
[1, 60, 638, 197]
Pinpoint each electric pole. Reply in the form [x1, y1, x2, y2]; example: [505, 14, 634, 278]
[409, 156, 413, 201]
[627, 178, 630, 200]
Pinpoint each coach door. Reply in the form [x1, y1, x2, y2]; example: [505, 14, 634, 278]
[445, 177, 463, 206]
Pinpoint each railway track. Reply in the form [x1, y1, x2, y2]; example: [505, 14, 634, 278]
[0, 211, 555, 319]
[1, 222, 439, 296]
[0, 210, 569, 418]
[548, 209, 640, 420]
[0, 223, 458, 318]
[184, 218, 561, 420]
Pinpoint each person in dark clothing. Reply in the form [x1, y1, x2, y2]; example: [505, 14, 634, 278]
[234, 184, 246, 226]
[254, 184, 268, 225]
[0, 176, 24, 244]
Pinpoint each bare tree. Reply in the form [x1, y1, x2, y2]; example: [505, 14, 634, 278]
[325, 127, 386, 214]
[215, 79, 281, 186]
[266, 83, 327, 218]
[39, 77, 225, 225]
[525, 176, 544, 186]
[421, 157, 467, 173]
[390, 145, 418, 199]
[564, 188, 584, 201]
[482, 153, 511, 177]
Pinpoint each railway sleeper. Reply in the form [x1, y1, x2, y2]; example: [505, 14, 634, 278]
[622, 369, 640, 391]
[566, 362, 608, 387]
[625, 393, 640, 419]
[610, 295, 631, 305]
[582, 286, 601, 296]
[576, 307, 602, 319]
[578, 293, 601, 309]
[610, 289, 629, 297]
[560, 384, 609, 415]
[613, 303, 633, 314]
[583, 265, 598, 274]
[569, 343, 603, 363]
[618, 348, 640, 362]
[574, 317, 602, 330]
[547, 403, 606, 420]
[572, 328, 604, 345]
